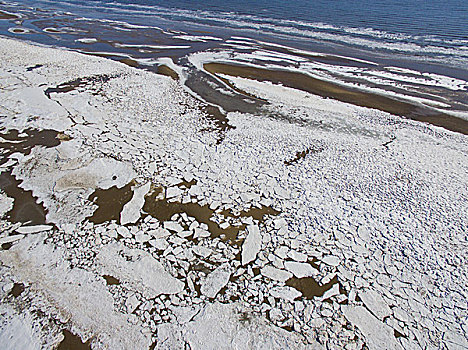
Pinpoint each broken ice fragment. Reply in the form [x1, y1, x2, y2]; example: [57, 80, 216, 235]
[241, 224, 261, 265]
[15, 225, 53, 234]
[284, 261, 317, 278]
[164, 221, 184, 233]
[120, 182, 150, 225]
[359, 288, 391, 321]
[270, 286, 301, 302]
[97, 243, 184, 298]
[200, 263, 231, 298]
[342, 305, 402, 350]
[322, 255, 340, 267]
[261, 266, 293, 282]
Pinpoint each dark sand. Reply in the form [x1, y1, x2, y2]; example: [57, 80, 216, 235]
[205, 63, 468, 135]
[0, 10, 19, 20]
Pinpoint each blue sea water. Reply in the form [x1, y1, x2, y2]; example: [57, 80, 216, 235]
[106, 0, 468, 39]
[2, 0, 467, 63]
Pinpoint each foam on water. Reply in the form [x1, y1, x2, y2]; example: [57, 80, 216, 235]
[2, 0, 467, 66]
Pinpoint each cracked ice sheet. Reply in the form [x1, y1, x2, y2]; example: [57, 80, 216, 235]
[342, 305, 402, 350]
[156, 302, 317, 350]
[11, 143, 136, 226]
[0, 235, 151, 349]
[0, 304, 44, 350]
[96, 242, 184, 298]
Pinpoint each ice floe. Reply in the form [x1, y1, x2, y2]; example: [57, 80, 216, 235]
[0, 36, 466, 350]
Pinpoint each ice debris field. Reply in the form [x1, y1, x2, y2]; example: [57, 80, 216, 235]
[0, 37, 467, 349]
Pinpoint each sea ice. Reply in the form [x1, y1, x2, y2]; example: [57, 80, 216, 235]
[241, 224, 261, 265]
[96, 243, 184, 298]
[200, 263, 231, 298]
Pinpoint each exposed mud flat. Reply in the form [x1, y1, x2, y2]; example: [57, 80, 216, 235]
[0, 37, 467, 350]
[204, 62, 468, 135]
[0, 10, 19, 19]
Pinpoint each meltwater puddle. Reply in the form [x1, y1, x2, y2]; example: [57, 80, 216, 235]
[0, 128, 63, 225]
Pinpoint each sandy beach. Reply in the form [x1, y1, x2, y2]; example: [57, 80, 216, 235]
[0, 35, 467, 350]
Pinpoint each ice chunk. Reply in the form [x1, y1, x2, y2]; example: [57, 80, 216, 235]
[97, 243, 184, 297]
[342, 305, 402, 350]
[284, 261, 316, 278]
[120, 182, 150, 225]
[359, 289, 391, 321]
[261, 266, 292, 282]
[164, 221, 184, 233]
[241, 225, 261, 265]
[322, 255, 340, 267]
[270, 286, 301, 302]
[201, 263, 231, 298]
[157, 302, 309, 349]
[16, 225, 53, 234]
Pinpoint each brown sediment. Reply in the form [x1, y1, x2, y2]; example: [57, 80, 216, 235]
[143, 190, 278, 243]
[0, 129, 61, 163]
[157, 64, 178, 80]
[9, 283, 25, 297]
[102, 275, 120, 285]
[0, 129, 61, 225]
[143, 194, 243, 242]
[44, 74, 114, 98]
[57, 330, 91, 350]
[119, 58, 139, 68]
[87, 181, 135, 224]
[200, 105, 232, 133]
[177, 179, 197, 189]
[0, 171, 47, 225]
[284, 146, 324, 166]
[26, 64, 43, 72]
[1, 242, 12, 250]
[189, 262, 212, 275]
[286, 275, 339, 299]
[56, 132, 72, 141]
[238, 206, 280, 221]
[204, 62, 468, 135]
[0, 10, 19, 19]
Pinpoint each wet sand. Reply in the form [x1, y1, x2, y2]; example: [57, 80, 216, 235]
[204, 63, 468, 135]
[157, 64, 179, 80]
[0, 10, 19, 19]
[143, 188, 279, 244]
[0, 129, 61, 224]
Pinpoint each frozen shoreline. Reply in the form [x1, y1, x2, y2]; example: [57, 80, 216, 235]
[0, 37, 467, 349]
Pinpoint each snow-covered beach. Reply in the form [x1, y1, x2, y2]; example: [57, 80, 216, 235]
[0, 35, 467, 350]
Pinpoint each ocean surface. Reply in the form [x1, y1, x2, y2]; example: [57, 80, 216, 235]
[2, 0, 467, 63]
[1, 0, 468, 127]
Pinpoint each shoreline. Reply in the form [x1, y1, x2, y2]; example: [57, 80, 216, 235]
[0, 37, 467, 350]
[204, 62, 468, 135]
